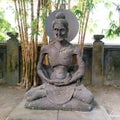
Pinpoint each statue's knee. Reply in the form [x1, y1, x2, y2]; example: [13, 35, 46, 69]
[85, 94, 94, 104]
[74, 86, 94, 104]
[81, 89, 94, 104]
[25, 87, 36, 97]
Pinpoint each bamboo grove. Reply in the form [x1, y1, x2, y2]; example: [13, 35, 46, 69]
[72, 0, 93, 57]
[13, 0, 93, 89]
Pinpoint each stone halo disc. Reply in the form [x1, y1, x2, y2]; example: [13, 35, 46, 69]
[45, 9, 79, 41]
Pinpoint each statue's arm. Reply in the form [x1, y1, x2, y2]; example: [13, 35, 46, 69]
[60, 47, 85, 86]
[37, 46, 68, 84]
[69, 52, 85, 84]
[53, 46, 85, 86]
[37, 46, 50, 83]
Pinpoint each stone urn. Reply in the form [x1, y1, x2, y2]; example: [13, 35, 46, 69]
[93, 34, 104, 42]
[7, 32, 18, 39]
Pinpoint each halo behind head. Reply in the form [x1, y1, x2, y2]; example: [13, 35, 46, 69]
[45, 9, 79, 41]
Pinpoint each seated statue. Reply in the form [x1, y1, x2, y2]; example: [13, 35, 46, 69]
[25, 10, 94, 111]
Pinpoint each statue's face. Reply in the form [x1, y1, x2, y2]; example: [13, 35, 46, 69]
[53, 23, 68, 41]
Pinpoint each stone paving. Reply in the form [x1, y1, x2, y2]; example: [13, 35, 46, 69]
[6, 100, 110, 120]
[0, 85, 120, 120]
[0, 85, 25, 120]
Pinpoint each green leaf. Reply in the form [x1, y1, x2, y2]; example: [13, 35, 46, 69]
[108, 11, 113, 20]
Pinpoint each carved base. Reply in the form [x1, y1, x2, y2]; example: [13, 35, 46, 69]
[25, 97, 94, 111]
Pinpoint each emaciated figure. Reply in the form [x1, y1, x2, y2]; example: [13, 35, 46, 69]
[25, 10, 94, 111]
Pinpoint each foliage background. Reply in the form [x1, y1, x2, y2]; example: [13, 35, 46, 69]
[0, 0, 119, 89]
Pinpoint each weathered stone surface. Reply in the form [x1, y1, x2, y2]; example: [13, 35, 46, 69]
[7, 100, 109, 120]
[6, 32, 19, 84]
[92, 40, 104, 86]
[104, 48, 120, 85]
[7, 100, 57, 120]
[0, 43, 6, 83]
[25, 10, 94, 111]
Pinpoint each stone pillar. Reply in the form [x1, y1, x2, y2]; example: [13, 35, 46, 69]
[92, 35, 104, 86]
[6, 32, 19, 84]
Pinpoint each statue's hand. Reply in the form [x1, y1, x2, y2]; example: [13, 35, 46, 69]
[53, 74, 71, 86]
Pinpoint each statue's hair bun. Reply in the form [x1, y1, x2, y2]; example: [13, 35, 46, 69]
[55, 12, 66, 19]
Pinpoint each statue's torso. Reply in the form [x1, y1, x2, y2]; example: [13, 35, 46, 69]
[48, 43, 73, 79]
[42, 42, 80, 80]
[50, 65, 68, 79]
[48, 44, 73, 67]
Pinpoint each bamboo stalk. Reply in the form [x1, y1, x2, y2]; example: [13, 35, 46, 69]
[30, 0, 34, 87]
[21, 0, 28, 87]
[14, 0, 25, 86]
[33, 0, 41, 87]
[78, 0, 93, 57]
[42, 30, 49, 65]
[79, 0, 85, 46]
[118, 8, 120, 28]
[68, 0, 71, 9]
[18, 0, 26, 86]
[80, 8, 87, 56]
[22, 0, 28, 43]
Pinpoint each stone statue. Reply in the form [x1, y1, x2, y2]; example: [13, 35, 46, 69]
[25, 9, 94, 111]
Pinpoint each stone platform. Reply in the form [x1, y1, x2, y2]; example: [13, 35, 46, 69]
[6, 100, 111, 120]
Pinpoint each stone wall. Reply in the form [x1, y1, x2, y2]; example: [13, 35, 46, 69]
[0, 42, 6, 83]
[0, 35, 120, 86]
[104, 46, 120, 86]
[0, 32, 19, 85]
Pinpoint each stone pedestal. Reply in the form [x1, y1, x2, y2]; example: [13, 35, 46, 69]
[6, 32, 19, 84]
[6, 99, 110, 120]
[92, 35, 104, 86]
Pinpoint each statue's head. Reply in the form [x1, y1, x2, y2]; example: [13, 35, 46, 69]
[45, 9, 79, 41]
[52, 12, 69, 41]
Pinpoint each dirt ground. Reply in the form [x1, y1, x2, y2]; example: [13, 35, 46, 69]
[0, 84, 120, 120]
[91, 85, 120, 115]
[0, 85, 25, 120]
